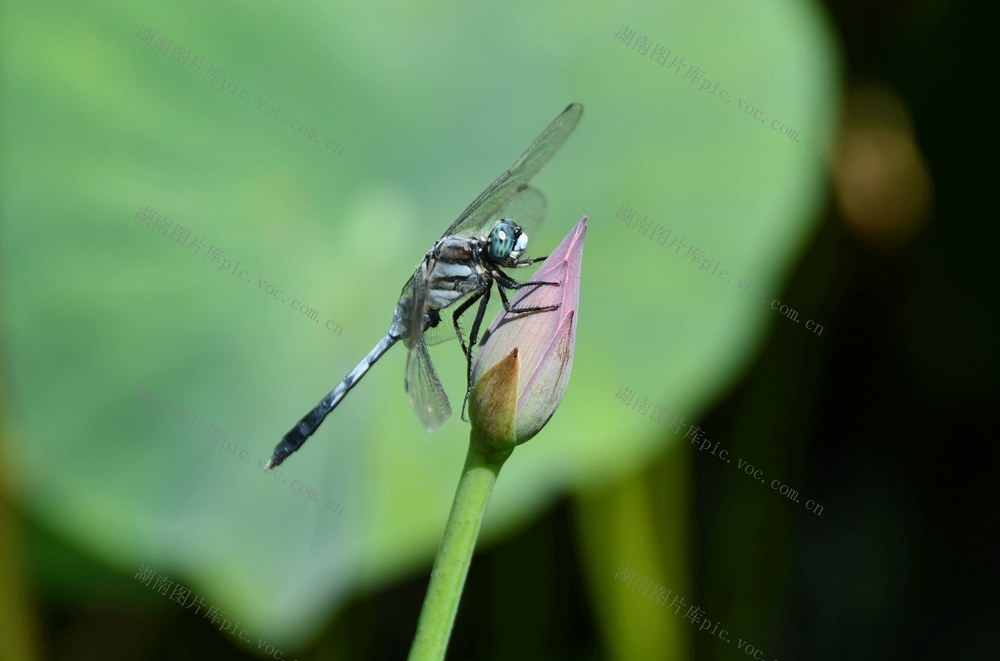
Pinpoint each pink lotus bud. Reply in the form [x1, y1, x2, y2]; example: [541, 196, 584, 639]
[469, 216, 586, 449]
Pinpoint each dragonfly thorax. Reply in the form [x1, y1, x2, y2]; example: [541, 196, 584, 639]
[485, 218, 528, 266]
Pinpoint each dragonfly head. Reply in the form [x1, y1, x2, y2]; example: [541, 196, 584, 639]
[487, 218, 528, 265]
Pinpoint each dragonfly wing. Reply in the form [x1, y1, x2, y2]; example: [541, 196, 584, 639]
[401, 252, 452, 429]
[404, 339, 452, 431]
[421, 288, 480, 346]
[400, 256, 431, 348]
[500, 185, 547, 250]
[442, 102, 582, 239]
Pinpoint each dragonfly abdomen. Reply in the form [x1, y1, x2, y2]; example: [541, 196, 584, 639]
[265, 333, 398, 468]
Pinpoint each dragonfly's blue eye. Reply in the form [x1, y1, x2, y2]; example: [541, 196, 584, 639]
[487, 219, 523, 263]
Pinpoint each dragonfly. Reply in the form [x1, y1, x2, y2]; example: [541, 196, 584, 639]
[266, 102, 583, 469]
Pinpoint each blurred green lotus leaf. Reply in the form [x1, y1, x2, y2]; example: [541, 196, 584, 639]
[1, 0, 836, 645]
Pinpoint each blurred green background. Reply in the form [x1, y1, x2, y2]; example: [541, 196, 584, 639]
[2, 0, 994, 659]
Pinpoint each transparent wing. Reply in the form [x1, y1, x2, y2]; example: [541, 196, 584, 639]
[421, 289, 479, 346]
[404, 339, 452, 431]
[441, 102, 582, 239]
[398, 253, 452, 429]
[421, 322, 461, 347]
[501, 186, 547, 255]
[401, 256, 431, 348]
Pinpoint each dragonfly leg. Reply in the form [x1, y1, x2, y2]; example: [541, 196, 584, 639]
[460, 286, 492, 421]
[451, 288, 486, 359]
[510, 255, 548, 267]
[493, 268, 561, 315]
[493, 266, 559, 290]
[496, 282, 560, 315]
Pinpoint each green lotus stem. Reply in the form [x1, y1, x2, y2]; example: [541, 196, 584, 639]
[409, 217, 586, 659]
[408, 432, 510, 661]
